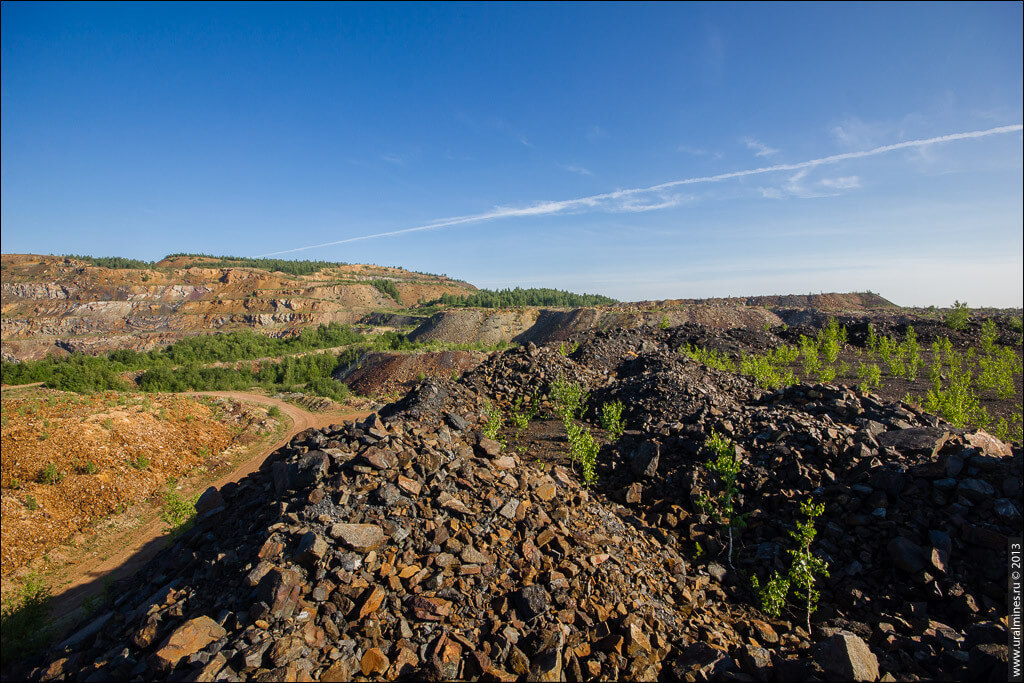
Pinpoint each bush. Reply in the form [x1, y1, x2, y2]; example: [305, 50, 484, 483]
[682, 345, 735, 372]
[369, 279, 400, 301]
[696, 432, 745, 566]
[565, 421, 599, 486]
[550, 377, 589, 422]
[600, 400, 626, 440]
[482, 402, 504, 446]
[0, 573, 53, 662]
[160, 482, 199, 537]
[945, 300, 970, 331]
[739, 351, 797, 390]
[37, 463, 63, 485]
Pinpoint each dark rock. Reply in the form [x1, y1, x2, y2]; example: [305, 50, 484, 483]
[445, 413, 470, 431]
[813, 631, 879, 682]
[887, 537, 927, 573]
[295, 451, 329, 487]
[876, 428, 949, 457]
[632, 441, 660, 479]
[514, 584, 549, 621]
[968, 644, 1008, 682]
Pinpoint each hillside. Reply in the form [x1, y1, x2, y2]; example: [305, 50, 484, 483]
[0, 254, 476, 362]
[13, 322, 1019, 682]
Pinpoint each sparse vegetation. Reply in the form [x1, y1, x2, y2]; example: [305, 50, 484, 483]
[0, 573, 53, 661]
[599, 400, 625, 440]
[369, 279, 401, 301]
[945, 300, 970, 331]
[751, 498, 829, 636]
[739, 348, 798, 389]
[438, 286, 617, 308]
[37, 462, 63, 485]
[682, 344, 735, 372]
[160, 480, 199, 538]
[482, 401, 505, 447]
[558, 340, 580, 356]
[130, 455, 151, 470]
[696, 432, 745, 566]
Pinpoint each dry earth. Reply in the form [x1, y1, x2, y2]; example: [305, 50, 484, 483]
[1, 387, 371, 643]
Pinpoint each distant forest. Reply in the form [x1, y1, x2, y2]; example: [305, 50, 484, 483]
[437, 287, 618, 308]
[63, 253, 349, 276]
[163, 253, 350, 276]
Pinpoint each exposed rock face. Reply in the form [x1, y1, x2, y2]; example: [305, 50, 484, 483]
[0, 254, 476, 361]
[28, 324, 1021, 682]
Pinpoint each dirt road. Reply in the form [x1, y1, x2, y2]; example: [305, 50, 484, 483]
[44, 392, 371, 630]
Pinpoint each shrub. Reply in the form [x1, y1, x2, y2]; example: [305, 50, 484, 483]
[37, 463, 63, 485]
[565, 421, 599, 486]
[924, 347, 988, 429]
[160, 483, 199, 538]
[369, 279, 400, 301]
[75, 460, 100, 475]
[0, 573, 53, 661]
[856, 362, 882, 393]
[945, 300, 970, 331]
[682, 345, 735, 372]
[509, 394, 538, 442]
[482, 401, 504, 446]
[799, 335, 820, 376]
[751, 498, 829, 636]
[600, 400, 626, 440]
[550, 377, 589, 422]
[739, 351, 797, 390]
[817, 318, 847, 364]
[696, 432, 745, 566]
[898, 325, 923, 380]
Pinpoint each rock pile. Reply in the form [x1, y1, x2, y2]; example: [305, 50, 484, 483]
[32, 326, 1019, 682]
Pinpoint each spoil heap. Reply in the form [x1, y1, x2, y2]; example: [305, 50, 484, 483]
[32, 327, 1019, 682]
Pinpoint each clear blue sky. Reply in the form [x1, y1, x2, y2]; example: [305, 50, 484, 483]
[2, 2, 1022, 306]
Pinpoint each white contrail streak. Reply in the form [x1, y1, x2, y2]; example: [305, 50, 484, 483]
[260, 123, 1023, 257]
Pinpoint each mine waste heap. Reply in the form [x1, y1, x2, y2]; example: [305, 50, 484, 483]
[32, 326, 1019, 681]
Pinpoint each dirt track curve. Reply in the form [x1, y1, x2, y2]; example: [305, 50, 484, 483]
[44, 392, 371, 632]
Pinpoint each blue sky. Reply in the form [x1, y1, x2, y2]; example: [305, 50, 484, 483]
[2, 2, 1022, 306]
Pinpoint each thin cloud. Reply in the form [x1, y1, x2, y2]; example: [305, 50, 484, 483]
[586, 125, 607, 141]
[820, 176, 861, 189]
[561, 164, 594, 176]
[380, 153, 406, 166]
[260, 123, 1023, 256]
[743, 137, 780, 157]
[761, 169, 861, 199]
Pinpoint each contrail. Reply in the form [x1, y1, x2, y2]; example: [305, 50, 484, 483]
[260, 123, 1023, 257]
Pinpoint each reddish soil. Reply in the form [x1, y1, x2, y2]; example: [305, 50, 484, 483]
[28, 392, 371, 633]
